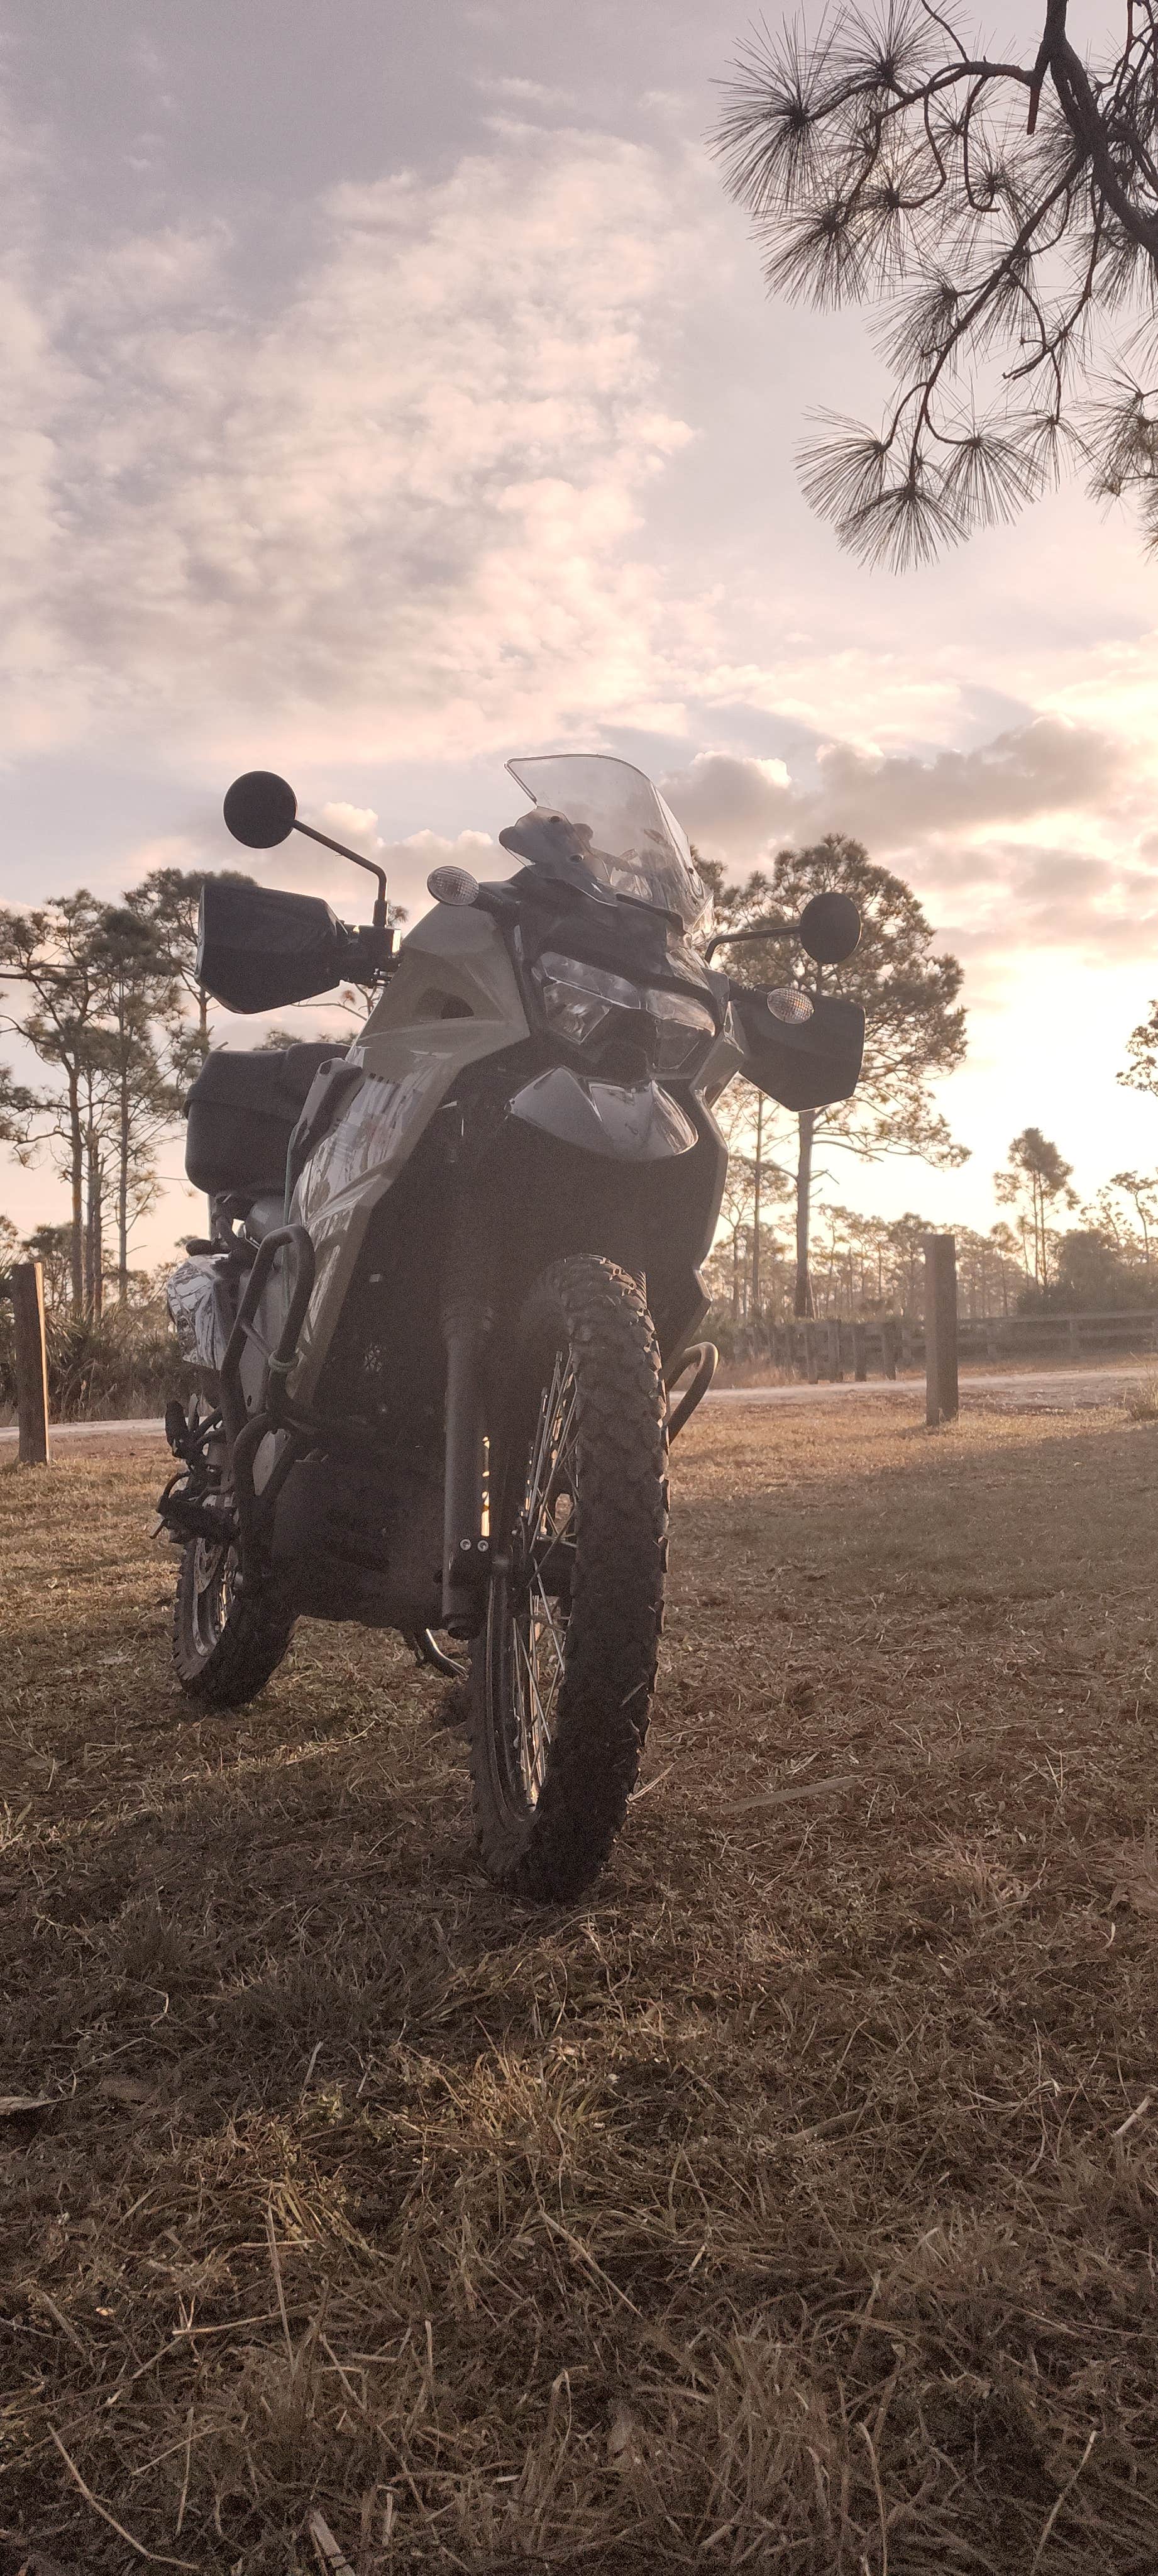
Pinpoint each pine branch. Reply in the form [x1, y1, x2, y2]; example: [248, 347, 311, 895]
[713, 0, 1158, 560]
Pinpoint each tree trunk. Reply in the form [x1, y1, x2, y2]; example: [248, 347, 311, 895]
[84, 1132, 104, 1319]
[751, 1093, 763, 1321]
[84, 1140, 94, 1318]
[118, 1060, 130, 1301]
[794, 1109, 815, 1318]
[67, 1069, 84, 1314]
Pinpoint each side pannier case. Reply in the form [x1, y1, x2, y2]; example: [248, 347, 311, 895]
[184, 1043, 340, 1196]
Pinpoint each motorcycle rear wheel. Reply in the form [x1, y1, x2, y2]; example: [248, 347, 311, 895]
[469, 1254, 668, 1901]
[172, 1536, 295, 1707]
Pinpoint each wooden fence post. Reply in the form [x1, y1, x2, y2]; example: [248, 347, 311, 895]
[827, 1318, 844, 1381]
[923, 1235, 959, 1428]
[8, 1262, 51, 1465]
[881, 1317, 898, 1380]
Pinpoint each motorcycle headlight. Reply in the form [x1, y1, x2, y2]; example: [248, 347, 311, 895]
[533, 952, 644, 1046]
[645, 986, 717, 1073]
[532, 952, 716, 1071]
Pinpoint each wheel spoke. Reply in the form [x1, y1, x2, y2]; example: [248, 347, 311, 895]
[526, 1352, 566, 1529]
[552, 1384, 579, 1484]
[525, 1360, 578, 1550]
[513, 1614, 551, 1799]
[495, 1335, 587, 1811]
[532, 1573, 566, 1688]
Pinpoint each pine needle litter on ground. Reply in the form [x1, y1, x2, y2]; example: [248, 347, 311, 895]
[1, 1392, 1157, 2573]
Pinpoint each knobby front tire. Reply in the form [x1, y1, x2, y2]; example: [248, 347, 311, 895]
[469, 1255, 668, 1902]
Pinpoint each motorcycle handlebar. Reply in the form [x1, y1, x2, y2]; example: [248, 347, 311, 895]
[703, 916, 796, 965]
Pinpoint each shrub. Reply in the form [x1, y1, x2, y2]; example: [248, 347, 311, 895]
[0, 1296, 182, 1421]
[1023, 1230, 1155, 1313]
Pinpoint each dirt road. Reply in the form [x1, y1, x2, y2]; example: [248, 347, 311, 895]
[3, 1357, 1147, 1448]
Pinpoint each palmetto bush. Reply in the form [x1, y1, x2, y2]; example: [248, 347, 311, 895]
[0, 1293, 180, 1421]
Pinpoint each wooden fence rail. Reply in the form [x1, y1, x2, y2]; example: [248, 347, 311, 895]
[751, 1302, 1158, 1384]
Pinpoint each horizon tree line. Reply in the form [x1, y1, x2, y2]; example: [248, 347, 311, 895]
[708, 1136, 1158, 1330]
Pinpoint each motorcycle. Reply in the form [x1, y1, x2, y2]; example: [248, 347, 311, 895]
[159, 754, 863, 1900]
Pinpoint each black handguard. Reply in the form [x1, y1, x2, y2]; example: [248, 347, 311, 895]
[731, 982, 865, 1113]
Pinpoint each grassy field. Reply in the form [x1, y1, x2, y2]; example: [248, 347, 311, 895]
[2, 1396, 1157, 2574]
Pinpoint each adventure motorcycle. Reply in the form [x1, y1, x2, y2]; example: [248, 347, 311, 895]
[160, 755, 863, 1900]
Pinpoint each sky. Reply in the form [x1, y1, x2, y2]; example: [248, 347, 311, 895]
[3, 0, 1158, 1262]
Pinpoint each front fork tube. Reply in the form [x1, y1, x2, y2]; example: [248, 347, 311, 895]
[441, 1296, 492, 1637]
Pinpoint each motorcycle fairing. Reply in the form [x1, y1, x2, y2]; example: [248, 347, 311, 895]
[435, 1091, 727, 1372]
[507, 1066, 697, 1162]
[283, 902, 529, 1404]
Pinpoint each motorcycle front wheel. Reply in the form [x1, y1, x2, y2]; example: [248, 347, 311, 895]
[469, 1254, 668, 1901]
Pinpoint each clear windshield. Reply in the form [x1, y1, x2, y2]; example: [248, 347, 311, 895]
[506, 753, 710, 936]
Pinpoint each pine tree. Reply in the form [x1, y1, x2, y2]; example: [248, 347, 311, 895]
[0, 895, 177, 1310]
[124, 864, 255, 1083]
[995, 1128, 1078, 1291]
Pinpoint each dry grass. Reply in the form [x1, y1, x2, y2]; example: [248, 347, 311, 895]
[2, 1397, 1158, 2573]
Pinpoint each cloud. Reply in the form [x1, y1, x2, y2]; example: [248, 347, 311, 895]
[233, 811, 504, 925]
[317, 802, 384, 856]
[660, 718, 1125, 865]
[936, 840, 1158, 969]
[475, 75, 571, 108]
[0, 126, 709, 763]
[657, 715, 1158, 973]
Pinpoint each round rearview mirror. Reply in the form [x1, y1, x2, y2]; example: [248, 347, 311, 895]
[223, 770, 298, 849]
[798, 890, 861, 965]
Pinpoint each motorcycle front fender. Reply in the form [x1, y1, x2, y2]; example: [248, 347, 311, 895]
[507, 1067, 697, 1162]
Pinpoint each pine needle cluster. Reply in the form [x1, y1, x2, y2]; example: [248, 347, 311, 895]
[713, 0, 1158, 563]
